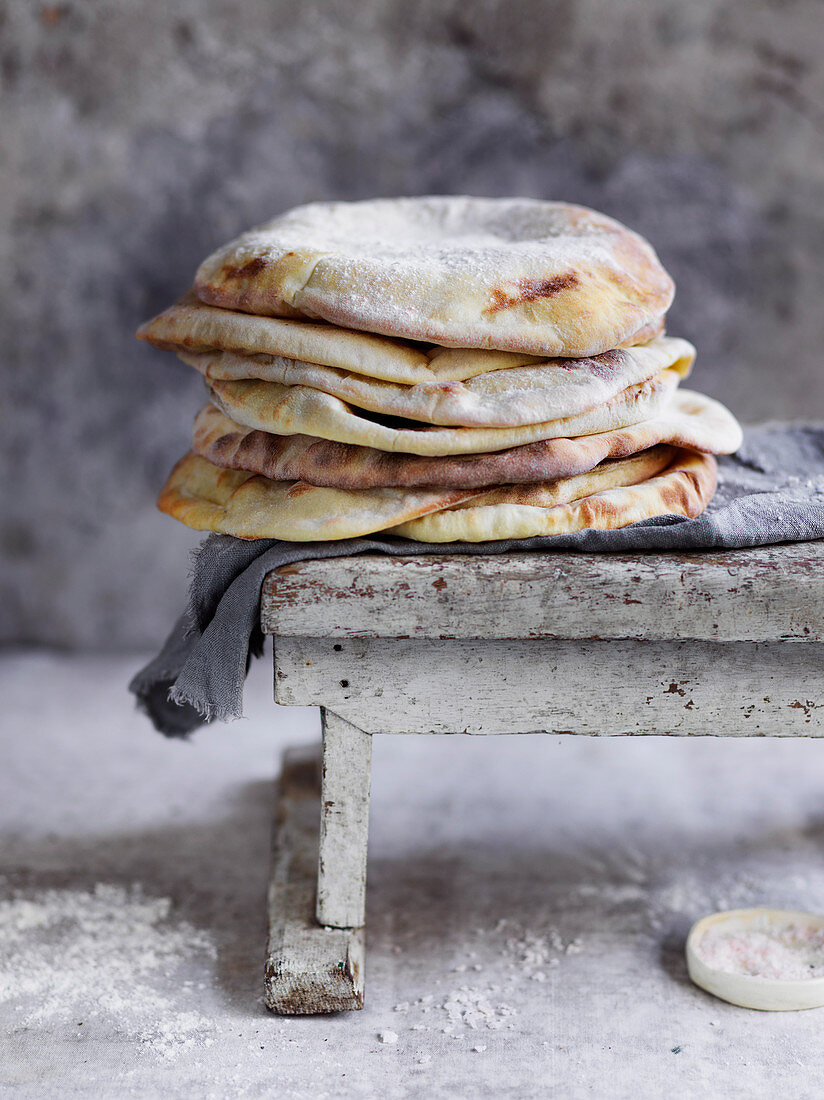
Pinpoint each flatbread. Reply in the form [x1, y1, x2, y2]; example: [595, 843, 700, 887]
[157, 446, 679, 541]
[206, 368, 683, 458]
[192, 389, 741, 490]
[389, 450, 718, 542]
[194, 197, 674, 357]
[448, 445, 676, 509]
[158, 453, 479, 541]
[179, 336, 693, 428]
[139, 292, 434, 384]
[139, 292, 665, 386]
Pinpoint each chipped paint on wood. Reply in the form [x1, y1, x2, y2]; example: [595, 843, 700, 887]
[264, 547, 824, 1010]
[260, 545, 824, 642]
[317, 711, 372, 929]
[264, 744, 365, 1014]
[274, 637, 824, 737]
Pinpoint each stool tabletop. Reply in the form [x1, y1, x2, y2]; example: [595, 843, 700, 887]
[261, 541, 824, 643]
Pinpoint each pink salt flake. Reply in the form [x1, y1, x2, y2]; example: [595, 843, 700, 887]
[695, 920, 824, 981]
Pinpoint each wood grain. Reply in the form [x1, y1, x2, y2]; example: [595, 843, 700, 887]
[264, 745, 365, 1014]
[317, 711, 372, 929]
[274, 636, 824, 737]
[261, 544, 824, 642]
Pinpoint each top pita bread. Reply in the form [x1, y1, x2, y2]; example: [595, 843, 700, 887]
[193, 197, 674, 357]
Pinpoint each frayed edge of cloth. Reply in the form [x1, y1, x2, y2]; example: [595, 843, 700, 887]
[167, 682, 242, 725]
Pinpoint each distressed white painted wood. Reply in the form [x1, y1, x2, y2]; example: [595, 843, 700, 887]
[274, 636, 824, 736]
[261, 544, 824, 642]
[264, 745, 364, 1013]
[262, 544, 824, 1010]
[317, 710, 373, 929]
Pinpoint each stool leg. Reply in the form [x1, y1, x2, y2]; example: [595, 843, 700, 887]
[264, 746, 364, 1013]
[317, 709, 373, 929]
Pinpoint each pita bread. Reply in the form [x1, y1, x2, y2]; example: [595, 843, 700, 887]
[158, 453, 479, 541]
[157, 446, 681, 542]
[206, 368, 683, 459]
[139, 292, 434, 384]
[389, 450, 718, 542]
[179, 336, 693, 429]
[139, 293, 665, 386]
[194, 197, 674, 357]
[192, 389, 741, 490]
[448, 446, 676, 509]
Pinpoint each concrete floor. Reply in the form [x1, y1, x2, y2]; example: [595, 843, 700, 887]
[3, 648, 824, 1098]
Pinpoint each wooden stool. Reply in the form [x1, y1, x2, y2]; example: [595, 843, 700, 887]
[260, 544, 823, 1013]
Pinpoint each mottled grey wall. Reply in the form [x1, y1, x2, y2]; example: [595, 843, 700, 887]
[2, 0, 823, 648]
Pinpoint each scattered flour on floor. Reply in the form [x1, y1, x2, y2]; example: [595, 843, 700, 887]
[504, 929, 583, 982]
[656, 873, 764, 917]
[0, 883, 217, 1059]
[392, 921, 583, 1042]
[442, 987, 516, 1032]
[653, 868, 822, 926]
[393, 981, 516, 1039]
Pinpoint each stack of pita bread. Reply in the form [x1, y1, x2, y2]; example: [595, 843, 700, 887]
[139, 197, 741, 542]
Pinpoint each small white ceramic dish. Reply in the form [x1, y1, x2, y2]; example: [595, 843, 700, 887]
[686, 907, 824, 1011]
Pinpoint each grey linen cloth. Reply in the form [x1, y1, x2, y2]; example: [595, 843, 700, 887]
[130, 425, 824, 736]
